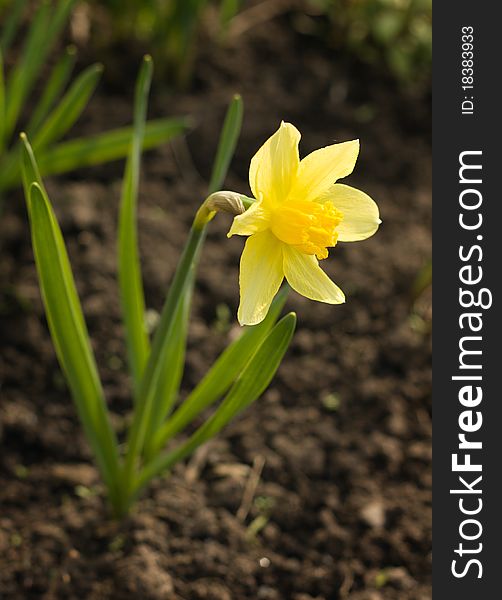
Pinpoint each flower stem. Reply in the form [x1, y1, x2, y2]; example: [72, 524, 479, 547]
[121, 215, 207, 501]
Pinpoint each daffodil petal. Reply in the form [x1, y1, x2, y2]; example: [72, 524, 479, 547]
[283, 246, 345, 304]
[249, 122, 301, 206]
[238, 230, 284, 325]
[323, 183, 381, 242]
[227, 201, 270, 238]
[290, 139, 359, 203]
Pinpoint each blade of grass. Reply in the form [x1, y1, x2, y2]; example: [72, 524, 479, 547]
[25, 45, 77, 138]
[141, 95, 244, 457]
[0, 117, 191, 190]
[134, 313, 296, 497]
[118, 56, 152, 396]
[26, 181, 122, 512]
[32, 63, 103, 151]
[149, 285, 289, 455]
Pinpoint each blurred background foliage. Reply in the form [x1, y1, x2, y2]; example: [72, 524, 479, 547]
[88, 0, 431, 89]
[88, 0, 243, 87]
[0, 0, 187, 198]
[305, 0, 431, 85]
[0, 0, 431, 197]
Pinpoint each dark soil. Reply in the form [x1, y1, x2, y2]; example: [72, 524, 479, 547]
[0, 9, 431, 600]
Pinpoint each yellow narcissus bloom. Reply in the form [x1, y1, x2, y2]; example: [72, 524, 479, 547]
[228, 122, 381, 326]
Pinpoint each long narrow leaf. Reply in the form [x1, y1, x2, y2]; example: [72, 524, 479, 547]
[0, 0, 27, 55]
[19, 132, 46, 202]
[38, 117, 190, 173]
[4, 1, 55, 141]
[141, 95, 244, 456]
[32, 63, 103, 151]
[135, 313, 296, 495]
[142, 285, 192, 459]
[3, 0, 76, 140]
[26, 45, 77, 138]
[21, 133, 121, 506]
[48, 0, 77, 39]
[0, 49, 5, 151]
[150, 285, 289, 454]
[118, 56, 152, 395]
[122, 224, 206, 489]
[208, 94, 243, 194]
[124, 94, 243, 487]
[219, 0, 241, 32]
[26, 181, 121, 506]
[0, 118, 190, 190]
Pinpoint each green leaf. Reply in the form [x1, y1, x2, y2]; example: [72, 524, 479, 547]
[122, 224, 206, 491]
[25, 180, 121, 508]
[4, 0, 75, 142]
[410, 258, 432, 301]
[123, 94, 243, 490]
[0, 0, 28, 55]
[25, 45, 77, 138]
[208, 94, 243, 194]
[141, 95, 244, 458]
[142, 286, 191, 460]
[4, 1, 51, 140]
[19, 132, 45, 203]
[150, 285, 289, 453]
[135, 313, 296, 494]
[49, 0, 77, 38]
[0, 49, 5, 151]
[0, 118, 190, 191]
[219, 0, 241, 32]
[164, 0, 209, 84]
[39, 117, 190, 173]
[118, 56, 152, 396]
[32, 63, 103, 152]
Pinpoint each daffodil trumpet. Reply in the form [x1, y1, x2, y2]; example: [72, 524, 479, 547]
[224, 122, 381, 326]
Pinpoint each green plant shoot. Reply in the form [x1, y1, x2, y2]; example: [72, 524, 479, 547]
[21, 56, 296, 518]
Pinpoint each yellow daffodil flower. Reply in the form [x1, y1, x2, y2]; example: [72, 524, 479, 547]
[228, 121, 381, 326]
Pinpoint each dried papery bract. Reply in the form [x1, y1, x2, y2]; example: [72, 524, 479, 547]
[194, 190, 254, 229]
[206, 190, 247, 215]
